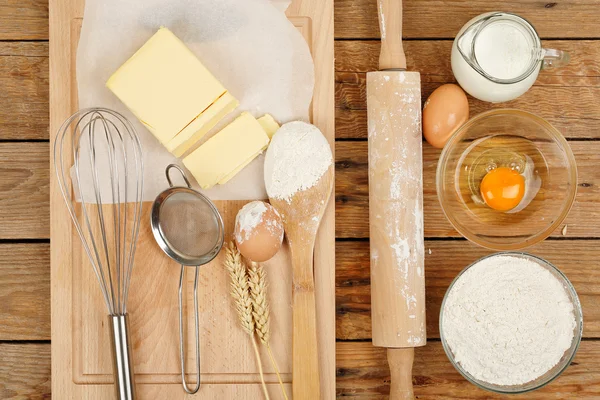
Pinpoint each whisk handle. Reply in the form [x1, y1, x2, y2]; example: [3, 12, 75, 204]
[109, 314, 136, 400]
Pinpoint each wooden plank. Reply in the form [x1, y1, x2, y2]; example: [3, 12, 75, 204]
[335, 141, 600, 239]
[335, 0, 600, 39]
[0, 343, 51, 399]
[5, 340, 598, 400]
[0, 0, 48, 40]
[2, 240, 596, 360]
[4, 40, 599, 141]
[337, 108, 600, 140]
[336, 340, 600, 398]
[335, 40, 600, 85]
[335, 39, 600, 139]
[0, 142, 594, 341]
[0, 42, 49, 140]
[0, 244, 50, 341]
[336, 73, 600, 137]
[3, 237, 600, 396]
[0, 143, 49, 239]
[0, 42, 48, 57]
[336, 240, 600, 340]
[3, 39, 598, 141]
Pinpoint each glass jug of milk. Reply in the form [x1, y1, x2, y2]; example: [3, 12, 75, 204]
[451, 12, 569, 103]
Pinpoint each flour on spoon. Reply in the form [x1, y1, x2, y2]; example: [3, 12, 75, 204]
[264, 121, 333, 203]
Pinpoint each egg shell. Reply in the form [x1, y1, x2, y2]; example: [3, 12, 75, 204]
[234, 201, 284, 263]
[423, 84, 469, 149]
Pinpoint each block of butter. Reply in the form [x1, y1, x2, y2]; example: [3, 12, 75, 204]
[106, 27, 238, 155]
[183, 112, 277, 189]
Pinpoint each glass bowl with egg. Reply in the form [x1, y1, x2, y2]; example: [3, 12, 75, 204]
[436, 109, 577, 250]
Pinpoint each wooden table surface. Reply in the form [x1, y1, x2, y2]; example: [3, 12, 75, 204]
[1, 0, 599, 398]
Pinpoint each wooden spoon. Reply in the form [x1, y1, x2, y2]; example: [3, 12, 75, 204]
[268, 164, 334, 399]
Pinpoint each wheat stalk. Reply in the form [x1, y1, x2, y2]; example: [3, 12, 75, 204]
[224, 242, 254, 335]
[224, 242, 270, 400]
[248, 262, 270, 344]
[248, 261, 289, 400]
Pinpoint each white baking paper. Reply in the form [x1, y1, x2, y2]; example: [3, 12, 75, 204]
[272, 0, 292, 12]
[76, 0, 314, 201]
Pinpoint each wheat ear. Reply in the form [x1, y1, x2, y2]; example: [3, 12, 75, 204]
[248, 261, 289, 400]
[224, 243, 270, 400]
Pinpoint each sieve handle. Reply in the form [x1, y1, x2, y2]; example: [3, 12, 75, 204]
[166, 164, 192, 188]
[179, 265, 201, 394]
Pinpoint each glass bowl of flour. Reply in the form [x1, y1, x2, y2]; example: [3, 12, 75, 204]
[440, 252, 583, 393]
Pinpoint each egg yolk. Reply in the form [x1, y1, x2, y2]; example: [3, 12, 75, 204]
[480, 167, 525, 211]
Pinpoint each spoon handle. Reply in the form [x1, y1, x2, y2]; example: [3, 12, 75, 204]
[291, 241, 321, 398]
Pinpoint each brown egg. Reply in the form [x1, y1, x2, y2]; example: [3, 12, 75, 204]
[423, 84, 469, 149]
[234, 201, 284, 263]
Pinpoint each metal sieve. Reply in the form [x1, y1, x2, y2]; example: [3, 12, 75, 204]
[150, 164, 224, 394]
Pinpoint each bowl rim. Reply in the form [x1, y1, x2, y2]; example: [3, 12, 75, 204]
[436, 109, 578, 251]
[439, 251, 584, 394]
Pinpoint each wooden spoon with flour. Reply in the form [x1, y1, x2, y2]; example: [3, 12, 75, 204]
[264, 121, 333, 399]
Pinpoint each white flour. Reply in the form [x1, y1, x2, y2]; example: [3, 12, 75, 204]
[235, 201, 268, 243]
[442, 255, 577, 386]
[234, 200, 283, 243]
[264, 121, 332, 202]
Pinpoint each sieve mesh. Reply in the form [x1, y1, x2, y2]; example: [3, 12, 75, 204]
[157, 191, 221, 260]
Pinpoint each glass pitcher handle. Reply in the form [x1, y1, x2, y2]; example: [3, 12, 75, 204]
[542, 49, 570, 69]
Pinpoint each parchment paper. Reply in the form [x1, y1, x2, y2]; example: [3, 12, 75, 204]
[76, 0, 314, 201]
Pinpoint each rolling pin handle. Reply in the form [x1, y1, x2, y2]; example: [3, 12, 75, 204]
[377, 0, 407, 70]
[387, 348, 415, 400]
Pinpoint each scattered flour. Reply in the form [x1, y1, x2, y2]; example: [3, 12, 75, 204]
[264, 121, 332, 203]
[235, 201, 267, 243]
[442, 254, 577, 386]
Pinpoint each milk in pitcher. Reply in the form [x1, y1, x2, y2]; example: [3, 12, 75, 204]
[451, 12, 569, 103]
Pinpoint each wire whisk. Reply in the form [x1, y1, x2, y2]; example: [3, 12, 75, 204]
[54, 108, 143, 400]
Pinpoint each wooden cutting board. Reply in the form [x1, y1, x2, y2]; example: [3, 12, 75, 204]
[49, 0, 334, 398]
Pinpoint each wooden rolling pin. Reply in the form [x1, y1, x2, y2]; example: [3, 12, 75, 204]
[367, 0, 426, 399]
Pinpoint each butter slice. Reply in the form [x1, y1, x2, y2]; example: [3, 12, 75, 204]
[257, 114, 280, 139]
[183, 112, 270, 189]
[217, 114, 278, 184]
[107, 27, 238, 150]
[167, 92, 238, 157]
